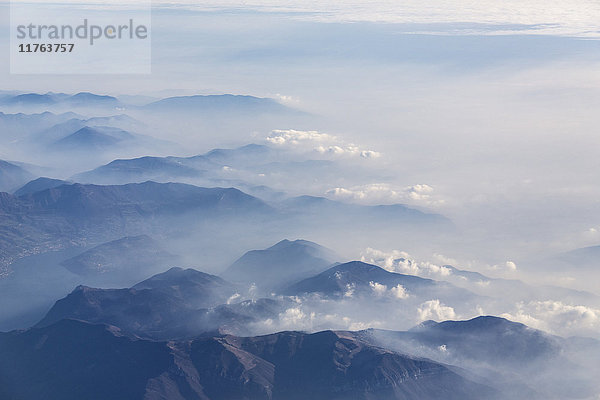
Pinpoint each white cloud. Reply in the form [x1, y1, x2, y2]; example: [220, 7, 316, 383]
[583, 227, 600, 241]
[369, 281, 387, 297]
[248, 283, 258, 298]
[505, 261, 517, 271]
[418, 300, 457, 321]
[344, 283, 356, 298]
[361, 248, 452, 278]
[279, 307, 307, 325]
[316, 145, 381, 158]
[501, 300, 600, 337]
[267, 129, 380, 159]
[366, 280, 410, 299]
[406, 184, 435, 201]
[390, 284, 410, 299]
[267, 129, 335, 145]
[273, 93, 300, 104]
[431, 253, 459, 266]
[226, 293, 241, 304]
[489, 260, 518, 272]
[326, 183, 443, 206]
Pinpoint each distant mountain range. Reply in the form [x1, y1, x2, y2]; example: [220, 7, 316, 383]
[0, 111, 81, 142]
[37, 252, 479, 340]
[0, 92, 297, 116]
[69, 144, 380, 209]
[0, 92, 122, 111]
[0, 181, 271, 276]
[0, 178, 450, 282]
[72, 144, 277, 184]
[71, 146, 451, 226]
[141, 94, 298, 115]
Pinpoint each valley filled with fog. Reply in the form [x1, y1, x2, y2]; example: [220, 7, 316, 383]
[0, 2, 599, 399]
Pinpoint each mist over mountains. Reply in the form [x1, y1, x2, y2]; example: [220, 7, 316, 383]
[0, 89, 599, 399]
[3, 250, 598, 399]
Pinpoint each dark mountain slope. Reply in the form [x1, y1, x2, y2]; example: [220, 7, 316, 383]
[0, 319, 498, 400]
[36, 267, 239, 339]
[0, 319, 173, 400]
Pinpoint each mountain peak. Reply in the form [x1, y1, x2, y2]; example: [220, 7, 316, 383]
[13, 177, 69, 197]
[284, 260, 439, 297]
[221, 238, 338, 292]
[133, 267, 230, 291]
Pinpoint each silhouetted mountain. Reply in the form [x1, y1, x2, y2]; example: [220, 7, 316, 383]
[285, 261, 439, 297]
[64, 92, 120, 108]
[21, 114, 142, 146]
[72, 144, 271, 184]
[204, 144, 272, 166]
[222, 239, 338, 291]
[37, 267, 239, 339]
[0, 93, 58, 106]
[0, 319, 498, 400]
[36, 269, 288, 338]
[143, 94, 295, 115]
[61, 235, 179, 281]
[0, 92, 122, 110]
[283, 261, 481, 311]
[0, 111, 80, 141]
[280, 195, 451, 227]
[13, 177, 70, 196]
[74, 155, 210, 184]
[193, 330, 497, 400]
[0, 160, 35, 192]
[70, 148, 451, 232]
[11, 182, 269, 220]
[51, 126, 136, 151]
[132, 267, 235, 307]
